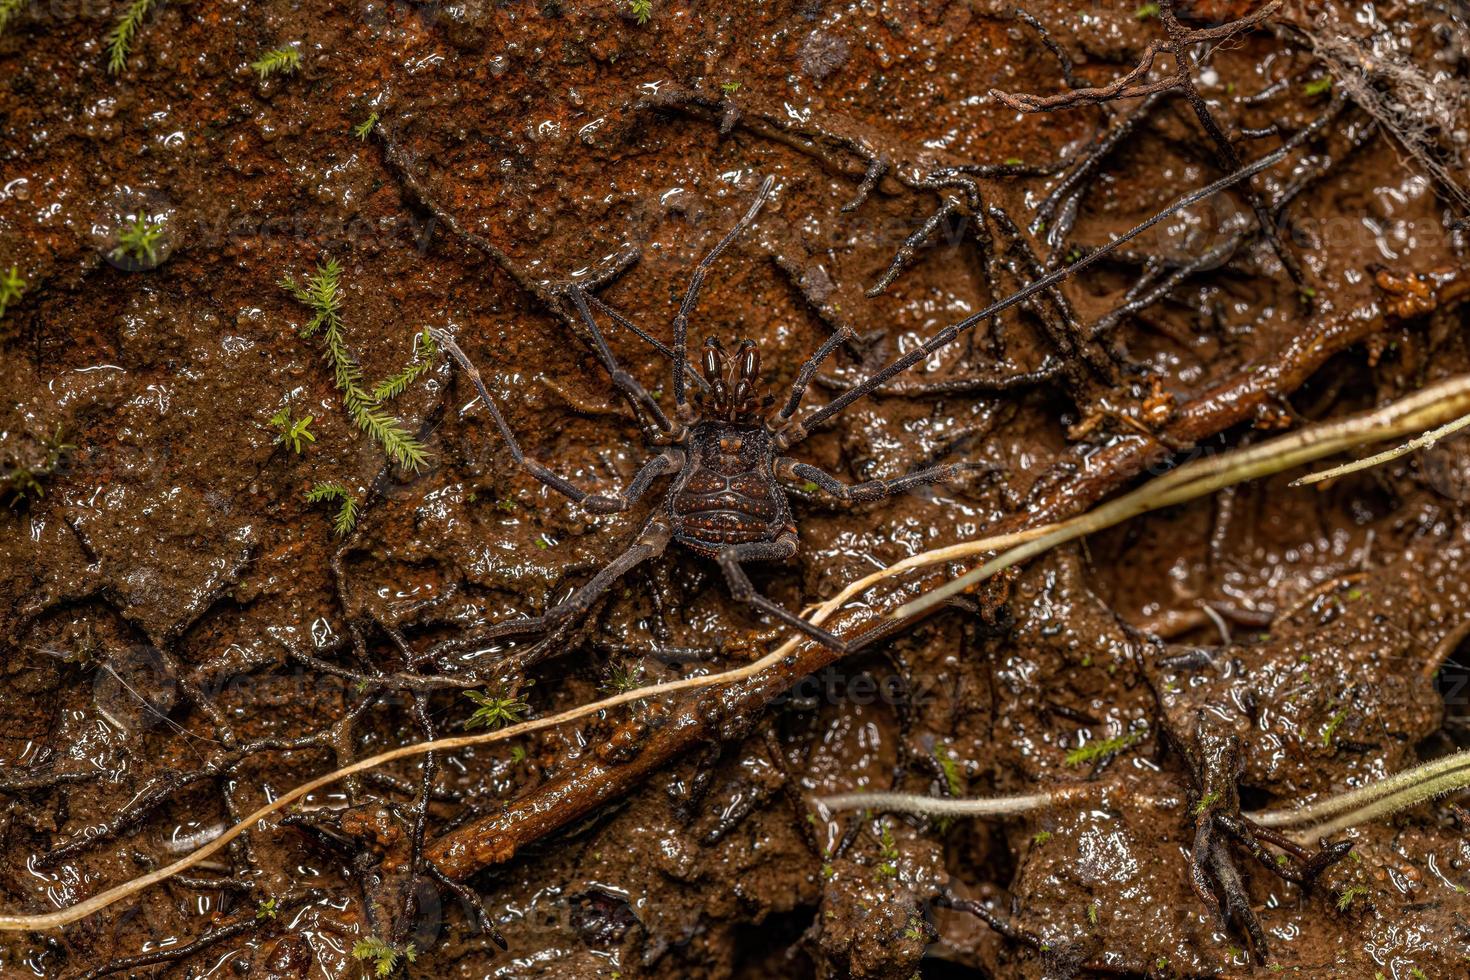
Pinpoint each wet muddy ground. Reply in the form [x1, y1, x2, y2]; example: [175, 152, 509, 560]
[2, 0, 1469, 977]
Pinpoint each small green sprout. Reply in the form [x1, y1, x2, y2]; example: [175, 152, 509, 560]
[1032, 830, 1052, 845]
[1086, 902, 1099, 926]
[106, 0, 158, 75]
[0, 0, 31, 36]
[935, 745, 963, 796]
[351, 937, 416, 977]
[1321, 707, 1349, 747]
[1336, 885, 1368, 911]
[1135, 2, 1160, 19]
[1066, 727, 1146, 767]
[1192, 790, 1221, 816]
[720, 81, 741, 95]
[269, 406, 316, 454]
[305, 482, 360, 536]
[1003, 156, 1024, 166]
[871, 820, 900, 881]
[800, 480, 820, 493]
[629, 0, 651, 24]
[463, 687, 530, 730]
[602, 662, 644, 694]
[251, 46, 301, 79]
[1304, 75, 1333, 97]
[0, 265, 25, 319]
[3, 426, 75, 509]
[352, 112, 380, 141]
[113, 214, 166, 267]
[509, 744, 527, 764]
[256, 897, 278, 921]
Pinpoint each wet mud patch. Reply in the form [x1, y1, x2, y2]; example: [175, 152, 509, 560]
[2, 0, 1469, 977]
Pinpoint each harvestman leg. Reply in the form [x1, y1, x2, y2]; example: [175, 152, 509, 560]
[474, 518, 675, 643]
[775, 458, 991, 503]
[717, 536, 854, 652]
[432, 328, 685, 514]
[671, 176, 776, 409]
[565, 287, 673, 432]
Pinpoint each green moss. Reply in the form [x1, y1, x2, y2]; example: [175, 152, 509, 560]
[106, 0, 159, 75]
[281, 260, 433, 470]
[351, 937, 417, 977]
[305, 482, 359, 536]
[1304, 75, 1333, 96]
[1066, 727, 1146, 767]
[352, 112, 380, 141]
[0, 265, 25, 319]
[113, 214, 166, 267]
[268, 406, 315, 454]
[463, 687, 530, 730]
[251, 46, 301, 79]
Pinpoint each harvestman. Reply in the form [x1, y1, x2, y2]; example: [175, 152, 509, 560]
[433, 148, 1287, 652]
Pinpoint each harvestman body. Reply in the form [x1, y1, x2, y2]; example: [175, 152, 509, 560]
[433, 155, 1284, 652]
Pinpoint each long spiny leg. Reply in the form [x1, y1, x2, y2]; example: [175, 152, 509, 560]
[466, 518, 674, 645]
[565, 287, 673, 433]
[776, 458, 993, 504]
[671, 176, 776, 410]
[377, 127, 676, 442]
[583, 292, 711, 395]
[432, 328, 684, 513]
[774, 147, 1291, 449]
[717, 537, 854, 652]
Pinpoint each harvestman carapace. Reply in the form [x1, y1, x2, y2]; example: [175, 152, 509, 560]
[433, 146, 1288, 652]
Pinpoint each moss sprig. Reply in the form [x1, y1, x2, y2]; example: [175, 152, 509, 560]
[371, 328, 439, 401]
[305, 481, 359, 536]
[351, 937, 416, 977]
[281, 260, 433, 471]
[1066, 727, 1146, 767]
[113, 214, 165, 267]
[3, 426, 75, 509]
[0, 0, 30, 36]
[352, 112, 380, 141]
[0, 266, 25, 319]
[463, 687, 530, 730]
[106, 0, 159, 75]
[250, 46, 301, 79]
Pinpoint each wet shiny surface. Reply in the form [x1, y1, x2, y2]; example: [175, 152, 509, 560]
[2, 0, 1469, 976]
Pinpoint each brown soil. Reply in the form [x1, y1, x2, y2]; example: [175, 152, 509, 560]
[1, 1, 1468, 978]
